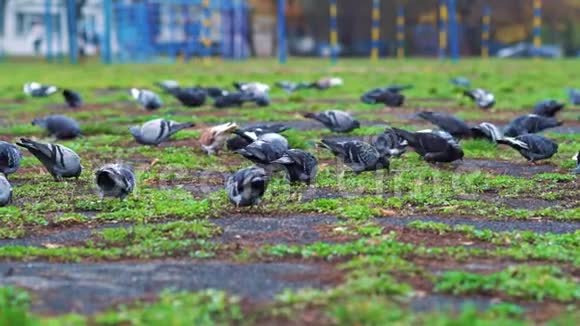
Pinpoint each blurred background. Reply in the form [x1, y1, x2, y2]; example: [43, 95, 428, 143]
[0, 0, 578, 63]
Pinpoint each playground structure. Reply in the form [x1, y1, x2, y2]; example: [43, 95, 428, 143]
[0, 0, 555, 64]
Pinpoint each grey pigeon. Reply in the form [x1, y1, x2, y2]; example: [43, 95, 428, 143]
[498, 134, 558, 162]
[567, 88, 580, 105]
[393, 128, 464, 163]
[470, 122, 503, 143]
[533, 100, 564, 117]
[0, 142, 22, 176]
[451, 77, 470, 88]
[503, 114, 562, 137]
[16, 138, 82, 181]
[130, 88, 162, 110]
[417, 111, 472, 139]
[0, 174, 12, 207]
[236, 136, 288, 166]
[62, 89, 83, 108]
[373, 128, 407, 157]
[129, 118, 194, 146]
[319, 139, 389, 173]
[271, 149, 318, 184]
[23, 82, 58, 97]
[226, 166, 268, 207]
[573, 152, 579, 175]
[304, 110, 360, 133]
[95, 164, 136, 200]
[155, 80, 180, 93]
[464, 88, 495, 109]
[227, 124, 290, 151]
[32, 115, 81, 140]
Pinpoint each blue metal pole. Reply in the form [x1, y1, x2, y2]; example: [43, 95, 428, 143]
[44, 0, 53, 62]
[370, 0, 380, 61]
[438, 0, 447, 60]
[102, 0, 112, 64]
[396, 4, 405, 59]
[66, 0, 78, 63]
[329, 0, 338, 64]
[447, 0, 459, 62]
[481, 5, 491, 59]
[533, 0, 542, 56]
[200, 0, 212, 64]
[277, 0, 287, 63]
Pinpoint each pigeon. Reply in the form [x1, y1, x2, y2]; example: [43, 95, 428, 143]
[372, 128, 407, 157]
[170, 87, 206, 107]
[23, 82, 58, 97]
[62, 89, 83, 108]
[205, 87, 229, 99]
[271, 149, 318, 184]
[130, 88, 162, 110]
[0, 174, 12, 207]
[470, 122, 503, 143]
[451, 77, 471, 88]
[155, 80, 180, 93]
[384, 84, 413, 93]
[276, 81, 312, 93]
[464, 88, 495, 109]
[313, 77, 343, 90]
[393, 128, 464, 163]
[417, 111, 472, 139]
[533, 100, 564, 118]
[226, 166, 268, 207]
[567, 88, 580, 105]
[0, 142, 22, 176]
[16, 138, 82, 181]
[498, 134, 558, 162]
[214, 92, 247, 108]
[573, 152, 579, 175]
[361, 88, 405, 107]
[319, 139, 389, 173]
[95, 163, 136, 200]
[303, 110, 360, 133]
[236, 137, 289, 166]
[227, 124, 290, 151]
[503, 114, 562, 137]
[129, 118, 194, 146]
[233, 82, 270, 96]
[32, 115, 81, 140]
[199, 122, 239, 155]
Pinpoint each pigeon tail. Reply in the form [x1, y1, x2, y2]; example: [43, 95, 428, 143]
[497, 137, 529, 150]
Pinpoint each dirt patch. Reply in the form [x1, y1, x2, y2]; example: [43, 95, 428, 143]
[457, 193, 562, 210]
[457, 159, 557, 176]
[0, 261, 337, 315]
[375, 216, 579, 234]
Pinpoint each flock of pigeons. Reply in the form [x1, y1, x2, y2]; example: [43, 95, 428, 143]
[0, 79, 577, 208]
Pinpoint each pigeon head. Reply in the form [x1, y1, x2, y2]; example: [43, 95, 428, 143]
[31, 117, 47, 128]
[352, 120, 361, 129]
[96, 169, 117, 192]
[573, 152, 579, 164]
[130, 88, 141, 100]
[128, 126, 142, 139]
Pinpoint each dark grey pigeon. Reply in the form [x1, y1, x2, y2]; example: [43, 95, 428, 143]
[451, 77, 470, 88]
[573, 152, 579, 175]
[361, 88, 405, 107]
[498, 134, 558, 162]
[417, 111, 472, 139]
[271, 149, 318, 184]
[393, 128, 464, 163]
[319, 139, 389, 173]
[236, 137, 288, 166]
[470, 122, 503, 143]
[129, 118, 194, 146]
[464, 88, 495, 109]
[303, 110, 360, 133]
[32, 115, 81, 140]
[130, 88, 162, 110]
[0, 174, 12, 207]
[227, 124, 290, 151]
[16, 138, 82, 181]
[567, 88, 580, 105]
[95, 163, 136, 200]
[533, 100, 564, 117]
[373, 128, 407, 157]
[155, 80, 180, 94]
[226, 166, 268, 207]
[170, 87, 207, 107]
[503, 114, 562, 137]
[23, 82, 58, 97]
[62, 89, 83, 108]
[205, 87, 229, 99]
[0, 142, 22, 176]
